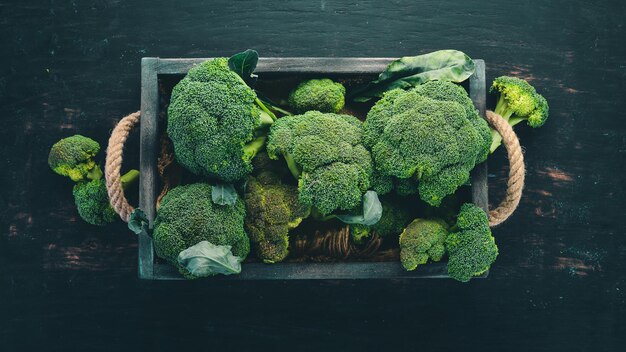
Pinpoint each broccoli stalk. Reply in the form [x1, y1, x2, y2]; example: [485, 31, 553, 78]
[489, 76, 549, 153]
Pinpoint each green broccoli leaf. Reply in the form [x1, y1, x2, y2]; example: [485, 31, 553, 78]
[177, 241, 242, 277]
[336, 191, 383, 226]
[228, 49, 259, 82]
[350, 50, 475, 102]
[128, 208, 150, 235]
[211, 183, 239, 206]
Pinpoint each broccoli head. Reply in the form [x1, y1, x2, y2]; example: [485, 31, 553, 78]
[399, 218, 448, 271]
[153, 183, 250, 278]
[244, 174, 311, 263]
[167, 58, 275, 182]
[350, 199, 412, 243]
[445, 203, 498, 282]
[71, 169, 139, 226]
[363, 81, 490, 206]
[489, 76, 549, 152]
[266, 111, 374, 215]
[48, 135, 102, 182]
[288, 78, 346, 114]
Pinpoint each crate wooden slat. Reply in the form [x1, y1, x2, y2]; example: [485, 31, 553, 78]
[139, 57, 488, 280]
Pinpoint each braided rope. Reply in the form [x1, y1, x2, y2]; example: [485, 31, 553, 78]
[105, 111, 140, 222]
[485, 110, 526, 227]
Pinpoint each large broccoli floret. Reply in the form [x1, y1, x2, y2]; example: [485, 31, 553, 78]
[153, 183, 250, 278]
[489, 76, 549, 152]
[350, 199, 412, 243]
[266, 111, 374, 215]
[288, 78, 346, 114]
[167, 58, 275, 182]
[446, 203, 498, 282]
[363, 81, 490, 206]
[72, 170, 139, 226]
[399, 218, 448, 271]
[244, 174, 311, 263]
[48, 135, 102, 182]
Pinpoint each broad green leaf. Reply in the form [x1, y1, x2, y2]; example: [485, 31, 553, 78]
[228, 49, 259, 81]
[177, 241, 242, 277]
[211, 183, 238, 206]
[350, 50, 475, 102]
[128, 208, 150, 235]
[336, 191, 383, 226]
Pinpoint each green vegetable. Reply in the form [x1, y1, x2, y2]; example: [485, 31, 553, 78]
[489, 76, 549, 152]
[335, 191, 383, 227]
[288, 78, 346, 113]
[153, 183, 250, 279]
[446, 203, 498, 282]
[350, 198, 412, 244]
[244, 173, 311, 263]
[363, 81, 491, 206]
[228, 49, 258, 84]
[266, 111, 375, 215]
[350, 50, 475, 102]
[167, 57, 276, 183]
[72, 170, 139, 226]
[48, 135, 102, 182]
[128, 208, 150, 235]
[211, 183, 238, 206]
[177, 241, 242, 278]
[399, 218, 448, 271]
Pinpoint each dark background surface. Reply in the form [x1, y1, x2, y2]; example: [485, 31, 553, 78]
[1, 0, 625, 351]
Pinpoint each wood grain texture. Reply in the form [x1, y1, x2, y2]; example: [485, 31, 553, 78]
[0, 0, 625, 351]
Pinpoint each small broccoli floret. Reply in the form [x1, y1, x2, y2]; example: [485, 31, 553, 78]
[71, 170, 139, 226]
[445, 203, 498, 282]
[363, 82, 490, 206]
[267, 111, 374, 215]
[489, 76, 549, 152]
[350, 199, 412, 243]
[153, 183, 250, 278]
[399, 218, 448, 271]
[48, 135, 102, 182]
[288, 78, 346, 114]
[244, 174, 311, 263]
[167, 58, 275, 182]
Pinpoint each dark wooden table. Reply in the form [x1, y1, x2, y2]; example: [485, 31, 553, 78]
[1, 1, 624, 351]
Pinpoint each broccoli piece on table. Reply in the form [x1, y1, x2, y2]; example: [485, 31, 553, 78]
[489, 76, 549, 152]
[72, 170, 139, 226]
[153, 183, 250, 279]
[167, 58, 276, 182]
[267, 111, 374, 215]
[48, 135, 102, 182]
[399, 218, 448, 271]
[288, 78, 346, 114]
[244, 174, 311, 263]
[446, 203, 498, 282]
[363, 81, 490, 206]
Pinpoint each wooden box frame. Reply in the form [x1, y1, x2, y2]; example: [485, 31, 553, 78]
[138, 57, 488, 280]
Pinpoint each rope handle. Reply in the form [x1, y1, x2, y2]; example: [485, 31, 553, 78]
[103, 110, 525, 226]
[105, 111, 140, 223]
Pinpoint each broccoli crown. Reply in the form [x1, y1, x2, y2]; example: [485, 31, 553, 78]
[244, 174, 310, 263]
[167, 58, 265, 182]
[288, 78, 346, 114]
[153, 183, 250, 277]
[266, 111, 374, 215]
[445, 203, 498, 282]
[363, 83, 490, 206]
[399, 218, 448, 271]
[491, 76, 549, 127]
[72, 179, 117, 226]
[48, 135, 101, 182]
[350, 198, 413, 243]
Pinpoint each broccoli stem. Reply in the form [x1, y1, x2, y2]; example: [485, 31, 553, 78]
[87, 165, 103, 181]
[283, 153, 302, 179]
[121, 169, 140, 190]
[255, 98, 277, 121]
[258, 110, 274, 127]
[490, 95, 516, 153]
[310, 207, 337, 221]
[243, 136, 267, 162]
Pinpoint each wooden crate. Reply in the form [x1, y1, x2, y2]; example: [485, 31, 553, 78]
[138, 57, 489, 280]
